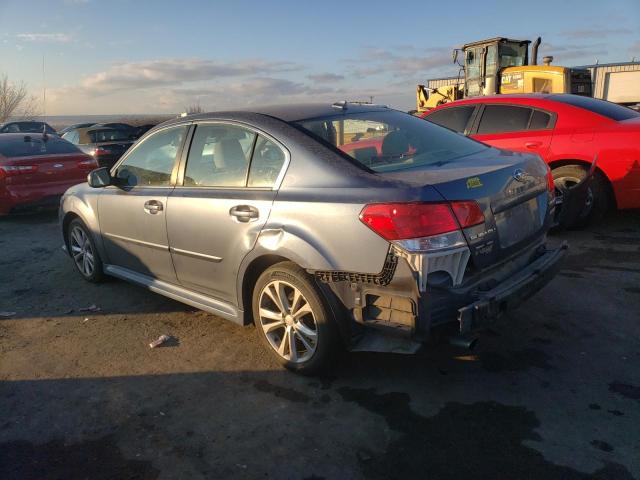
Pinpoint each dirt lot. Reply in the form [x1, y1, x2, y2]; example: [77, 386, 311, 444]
[1, 210, 639, 479]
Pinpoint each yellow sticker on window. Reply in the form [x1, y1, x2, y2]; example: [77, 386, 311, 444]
[466, 177, 483, 189]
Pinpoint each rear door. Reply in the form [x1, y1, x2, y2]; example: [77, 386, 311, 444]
[166, 122, 288, 303]
[471, 104, 554, 160]
[97, 125, 189, 282]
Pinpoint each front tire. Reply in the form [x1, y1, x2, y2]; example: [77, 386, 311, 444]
[553, 164, 609, 228]
[252, 262, 339, 374]
[67, 218, 104, 283]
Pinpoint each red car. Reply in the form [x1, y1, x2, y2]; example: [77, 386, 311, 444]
[422, 94, 640, 226]
[0, 134, 97, 215]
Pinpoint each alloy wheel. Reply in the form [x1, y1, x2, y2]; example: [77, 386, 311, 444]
[258, 280, 318, 363]
[70, 226, 95, 277]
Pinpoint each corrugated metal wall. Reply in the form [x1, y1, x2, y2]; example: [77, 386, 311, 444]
[427, 77, 465, 89]
[589, 63, 640, 100]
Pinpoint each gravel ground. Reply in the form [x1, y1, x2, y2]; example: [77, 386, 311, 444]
[0, 210, 639, 479]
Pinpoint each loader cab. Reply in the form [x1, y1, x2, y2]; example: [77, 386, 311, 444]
[461, 38, 530, 97]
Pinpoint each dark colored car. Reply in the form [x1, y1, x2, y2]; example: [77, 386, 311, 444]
[58, 123, 97, 136]
[62, 126, 135, 168]
[133, 124, 157, 138]
[422, 94, 640, 226]
[60, 103, 565, 373]
[0, 121, 57, 135]
[0, 134, 96, 215]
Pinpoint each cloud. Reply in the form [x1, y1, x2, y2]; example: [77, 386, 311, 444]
[307, 73, 345, 83]
[345, 46, 453, 79]
[79, 58, 302, 94]
[563, 27, 633, 40]
[538, 42, 609, 63]
[16, 33, 74, 43]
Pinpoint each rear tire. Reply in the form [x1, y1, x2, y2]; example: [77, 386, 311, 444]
[252, 262, 339, 374]
[552, 164, 609, 229]
[67, 218, 104, 283]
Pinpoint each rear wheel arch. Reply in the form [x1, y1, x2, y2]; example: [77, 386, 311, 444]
[548, 159, 616, 208]
[240, 254, 291, 325]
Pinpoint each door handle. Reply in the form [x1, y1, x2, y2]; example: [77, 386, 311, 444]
[144, 200, 163, 214]
[229, 205, 259, 222]
[525, 142, 542, 149]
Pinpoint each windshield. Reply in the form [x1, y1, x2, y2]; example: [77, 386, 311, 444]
[0, 137, 81, 158]
[294, 110, 487, 172]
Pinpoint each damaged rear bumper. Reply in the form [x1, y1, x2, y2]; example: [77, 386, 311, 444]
[456, 242, 568, 334]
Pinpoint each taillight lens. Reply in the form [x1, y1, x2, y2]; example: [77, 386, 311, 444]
[0, 165, 38, 178]
[90, 147, 109, 156]
[359, 201, 484, 241]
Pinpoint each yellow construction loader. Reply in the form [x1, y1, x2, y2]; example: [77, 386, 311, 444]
[416, 37, 592, 113]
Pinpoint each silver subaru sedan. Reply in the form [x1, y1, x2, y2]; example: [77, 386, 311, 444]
[60, 102, 566, 373]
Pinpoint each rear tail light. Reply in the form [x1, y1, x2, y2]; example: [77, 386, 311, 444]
[91, 147, 110, 156]
[359, 201, 484, 252]
[0, 165, 38, 179]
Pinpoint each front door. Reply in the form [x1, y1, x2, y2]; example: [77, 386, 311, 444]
[166, 122, 288, 304]
[98, 125, 189, 282]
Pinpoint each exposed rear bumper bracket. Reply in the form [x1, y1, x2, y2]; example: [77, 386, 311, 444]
[457, 242, 568, 334]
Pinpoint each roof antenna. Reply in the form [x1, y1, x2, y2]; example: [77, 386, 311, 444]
[42, 55, 48, 141]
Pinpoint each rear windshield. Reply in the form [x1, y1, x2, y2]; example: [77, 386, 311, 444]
[294, 109, 487, 172]
[0, 137, 81, 157]
[549, 94, 640, 121]
[89, 129, 131, 142]
[1, 122, 56, 134]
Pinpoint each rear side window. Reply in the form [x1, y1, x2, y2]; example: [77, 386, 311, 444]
[477, 105, 532, 134]
[550, 94, 639, 121]
[529, 110, 552, 130]
[184, 124, 256, 187]
[0, 137, 81, 157]
[426, 106, 475, 133]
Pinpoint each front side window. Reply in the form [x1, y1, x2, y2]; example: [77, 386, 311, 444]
[499, 43, 527, 67]
[116, 125, 187, 186]
[295, 109, 487, 173]
[477, 105, 532, 134]
[426, 106, 475, 133]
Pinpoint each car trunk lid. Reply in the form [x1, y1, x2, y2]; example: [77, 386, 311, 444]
[1, 153, 96, 186]
[381, 148, 552, 270]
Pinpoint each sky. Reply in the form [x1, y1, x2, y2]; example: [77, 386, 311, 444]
[0, 0, 639, 115]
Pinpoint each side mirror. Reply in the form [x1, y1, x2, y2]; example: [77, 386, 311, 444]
[87, 167, 112, 188]
[452, 49, 458, 64]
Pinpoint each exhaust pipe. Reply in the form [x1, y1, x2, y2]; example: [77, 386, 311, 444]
[449, 335, 479, 350]
[531, 36, 542, 65]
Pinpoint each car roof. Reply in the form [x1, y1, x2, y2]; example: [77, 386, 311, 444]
[165, 102, 392, 126]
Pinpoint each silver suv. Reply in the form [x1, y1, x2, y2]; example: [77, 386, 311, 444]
[60, 103, 566, 373]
